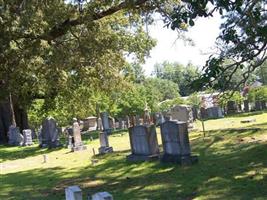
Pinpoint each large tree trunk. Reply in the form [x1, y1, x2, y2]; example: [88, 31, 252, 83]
[0, 96, 29, 143]
[0, 99, 13, 143]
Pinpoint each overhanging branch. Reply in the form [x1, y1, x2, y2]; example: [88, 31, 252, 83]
[20, 0, 149, 41]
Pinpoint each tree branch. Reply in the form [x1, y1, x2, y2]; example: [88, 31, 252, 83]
[20, 0, 149, 41]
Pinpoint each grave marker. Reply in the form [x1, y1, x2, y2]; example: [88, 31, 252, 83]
[8, 125, 23, 146]
[160, 121, 198, 165]
[98, 131, 113, 154]
[91, 192, 113, 200]
[127, 125, 159, 161]
[40, 117, 61, 148]
[71, 121, 87, 152]
[22, 129, 33, 146]
[65, 186, 82, 200]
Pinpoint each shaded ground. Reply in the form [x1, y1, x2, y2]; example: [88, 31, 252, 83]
[1, 111, 267, 200]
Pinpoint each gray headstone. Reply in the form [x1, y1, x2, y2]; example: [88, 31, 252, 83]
[65, 185, 82, 200]
[169, 105, 194, 129]
[261, 100, 266, 110]
[71, 122, 86, 152]
[101, 112, 111, 133]
[98, 131, 113, 154]
[206, 106, 223, 119]
[191, 107, 198, 121]
[40, 117, 61, 148]
[227, 101, 238, 114]
[243, 100, 250, 112]
[23, 129, 33, 146]
[255, 101, 262, 111]
[83, 117, 97, 131]
[127, 125, 159, 161]
[91, 192, 113, 200]
[8, 125, 23, 146]
[160, 121, 198, 165]
[118, 118, 123, 129]
[200, 107, 208, 119]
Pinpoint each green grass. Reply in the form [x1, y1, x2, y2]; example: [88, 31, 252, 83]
[1, 111, 267, 200]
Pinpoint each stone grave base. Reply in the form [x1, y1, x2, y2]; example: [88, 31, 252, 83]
[98, 146, 113, 154]
[71, 144, 87, 152]
[241, 118, 256, 123]
[161, 154, 198, 165]
[126, 154, 159, 162]
[40, 141, 61, 148]
[23, 142, 34, 146]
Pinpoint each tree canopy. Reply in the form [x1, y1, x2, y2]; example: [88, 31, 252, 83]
[1, 0, 266, 129]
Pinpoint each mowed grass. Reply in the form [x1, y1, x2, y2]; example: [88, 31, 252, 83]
[1, 111, 267, 200]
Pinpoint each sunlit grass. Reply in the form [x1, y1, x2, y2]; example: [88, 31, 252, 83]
[1, 111, 267, 199]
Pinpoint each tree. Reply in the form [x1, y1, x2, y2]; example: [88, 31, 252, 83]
[123, 62, 146, 84]
[152, 61, 200, 96]
[0, 0, 160, 141]
[168, 0, 267, 90]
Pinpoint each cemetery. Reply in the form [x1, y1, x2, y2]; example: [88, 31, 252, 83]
[1, 1, 267, 200]
[1, 109, 267, 199]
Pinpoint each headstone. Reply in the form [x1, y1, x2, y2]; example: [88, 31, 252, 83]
[108, 117, 115, 130]
[191, 106, 198, 121]
[91, 192, 113, 200]
[243, 100, 250, 112]
[241, 118, 256, 123]
[227, 101, 238, 114]
[125, 116, 130, 128]
[200, 107, 208, 119]
[206, 106, 224, 119]
[98, 131, 113, 154]
[122, 121, 127, 129]
[31, 128, 37, 139]
[100, 112, 111, 134]
[127, 125, 159, 161]
[40, 117, 61, 148]
[83, 117, 97, 131]
[78, 121, 84, 131]
[22, 129, 33, 146]
[169, 105, 194, 129]
[8, 125, 23, 146]
[118, 118, 123, 129]
[97, 117, 103, 131]
[255, 101, 262, 111]
[143, 108, 151, 125]
[65, 185, 82, 200]
[261, 100, 266, 110]
[135, 115, 141, 126]
[160, 121, 198, 165]
[71, 122, 87, 152]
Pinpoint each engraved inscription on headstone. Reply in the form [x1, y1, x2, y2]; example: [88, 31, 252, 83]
[127, 125, 159, 161]
[23, 129, 33, 146]
[160, 121, 198, 165]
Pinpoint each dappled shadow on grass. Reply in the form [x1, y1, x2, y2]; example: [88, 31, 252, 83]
[1, 167, 67, 200]
[2, 128, 267, 200]
[247, 121, 267, 130]
[0, 145, 64, 162]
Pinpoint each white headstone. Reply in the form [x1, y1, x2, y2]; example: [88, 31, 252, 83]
[65, 186, 82, 200]
[92, 192, 113, 200]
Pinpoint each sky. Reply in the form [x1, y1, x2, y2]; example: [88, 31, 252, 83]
[142, 14, 222, 76]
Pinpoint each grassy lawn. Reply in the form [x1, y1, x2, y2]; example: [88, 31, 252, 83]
[1, 111, 267, 200]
